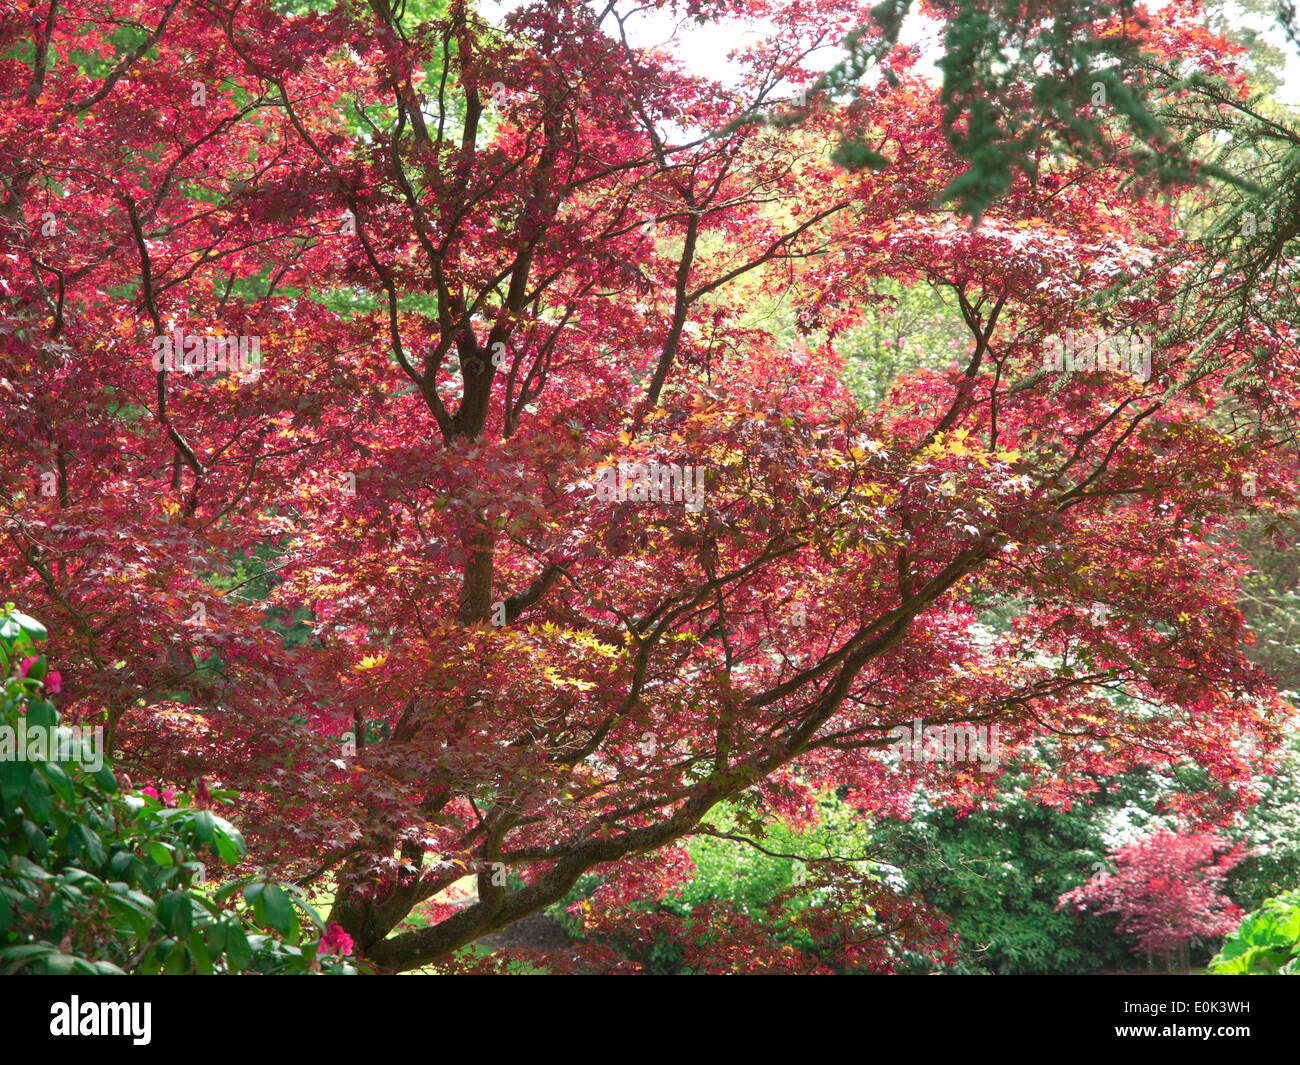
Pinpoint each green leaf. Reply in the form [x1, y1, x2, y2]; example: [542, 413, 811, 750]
[205, 923, 227, 954]
[162, 939, 189, 974]
[213, 834, 239, 863]
[191, 810, 215, 842]
[43, 760, 73, 802]
[260, 884, 295, 936]
[105, 894, 153, 938]
[76, 823, 107, 867]
[26, 697, 56, 731]
[109, 850, 135, 878]
[0, 611, 47, 645]
[1, 943, 57, 963]
[158, 892, 192, 936]
[225, 924, 251, 971]
[213, 879, 247, 905]
[22, 773, 52, 822]
[0, 759, 32, 803]
[212, 826, 242, 864]
[188, 930, 214, 974]
[212, 815, 245, 850]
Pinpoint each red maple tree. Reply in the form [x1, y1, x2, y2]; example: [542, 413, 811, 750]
[2, 0, 1295, 971]
[1057, 828, 1251, 970]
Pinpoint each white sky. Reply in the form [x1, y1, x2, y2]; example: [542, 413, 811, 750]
[477, 0, 1298, 104]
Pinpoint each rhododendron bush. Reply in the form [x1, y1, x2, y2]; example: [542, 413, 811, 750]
[2, 0, 1296, 973]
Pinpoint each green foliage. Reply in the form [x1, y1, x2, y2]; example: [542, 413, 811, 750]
[1227, 726, 1300, 912]
[1234, 510, 1300, 698]
[870, 765, 1163, 973]
[207, 535, 317, 649]
[835, 280, 969, 408]
[554, 798, 883, 972]
[736, 276, 966, 410]
[0, 605, 354, 974]
[825, 0, 1218, 222]
[1210, 888, 1300, 974]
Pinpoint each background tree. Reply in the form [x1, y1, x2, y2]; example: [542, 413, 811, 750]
[1056, 827, 1250, 971]
[1, 0, 1295, 972]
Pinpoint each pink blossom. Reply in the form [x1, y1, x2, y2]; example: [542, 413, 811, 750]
[318, 923, 354, 957]
[17, 658, 59, 692]
[142, 785, 177, 806]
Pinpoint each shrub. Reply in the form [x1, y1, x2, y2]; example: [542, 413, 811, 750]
[1210, 889, 1300, 974]
[0, 604, 354, 974]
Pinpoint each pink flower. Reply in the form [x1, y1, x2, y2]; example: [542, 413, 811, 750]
[141, 785, 175, 805]
[17, 658, 59, 692]
[318, 923, 354, 957]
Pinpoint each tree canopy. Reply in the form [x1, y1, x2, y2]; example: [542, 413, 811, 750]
[2, 0, 1297, 973]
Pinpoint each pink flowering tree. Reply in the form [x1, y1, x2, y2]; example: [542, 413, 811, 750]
[1056, 829, 1250, 972]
